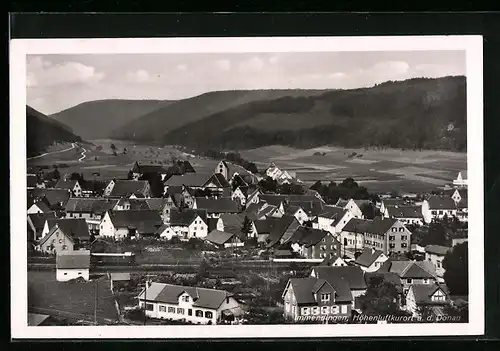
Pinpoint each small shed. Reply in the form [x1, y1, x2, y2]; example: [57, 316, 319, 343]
[109, 272, 131, 290]
[56, 250, 91, 282]
[204, 230, 244, 249]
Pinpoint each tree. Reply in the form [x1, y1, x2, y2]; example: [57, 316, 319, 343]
[127, 170, 134, 180]
[341, 177, 358, 189]
[197, 259, 210, 279]
[110, 143, 116, 152]
[442, 242, 468, 296]
[360, 203, 376, 219]
[140, 172, 164, 198]
[258, 176, 277, 193]
[423, 222, 448, 246]
[357, 276, 409, 317]
[241, 216, 253, 238]
[310, 181, 323, 192]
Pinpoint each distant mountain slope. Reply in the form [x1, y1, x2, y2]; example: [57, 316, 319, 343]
[160, 76, 467, 152]
[51, 99, 174, 139]
[110, 89, 328, 142]
[27, 106, 83, 157]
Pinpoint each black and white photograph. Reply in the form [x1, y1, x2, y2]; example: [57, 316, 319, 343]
[10, 35, 483, 338]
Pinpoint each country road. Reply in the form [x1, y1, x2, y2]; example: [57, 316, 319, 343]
[27, 142, 77, 160]
[78, 146, 87, 162]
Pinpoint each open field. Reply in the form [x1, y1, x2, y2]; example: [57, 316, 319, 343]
[28, 271, 119, 323]
[242, 145, 466, 194]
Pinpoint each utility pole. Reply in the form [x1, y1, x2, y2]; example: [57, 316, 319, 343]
[94, 278, 98, 325]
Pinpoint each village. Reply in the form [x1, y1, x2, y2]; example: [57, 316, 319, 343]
[26, 150, 469, 327]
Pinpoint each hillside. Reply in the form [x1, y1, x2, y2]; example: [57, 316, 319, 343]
[159, 76, 467, 152]
[51, 99, 174, 139]
[110, 89, 328, 142]
[27, 106, 83, 157]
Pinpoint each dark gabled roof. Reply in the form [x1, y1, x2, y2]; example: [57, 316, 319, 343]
[138, 282, 232, 310]
[425, 245, 452, 256]
[367, 218, 398, 235]
[38, 224, 75, 246]
[165, 185, 183, 195]
[336, 199, 350, 207]
[27, 175, 38, 187]
[353, 199, 372, 208]
[134, 163, 168, 174]
[411, 283, 450, 305]
[28, 212, 56, 231]
[266, 215, 300, 247]
[386, 205, 422, 219]
[312, 266, 367, 290]
[30, 188, 70, 207]
[170, 208, 207, 227]
[260, 194, 287, 207]
[195, 197, 239, 214]
[221, 160, 252, 178]
[164, 173, 212, 187]
[319, 206, 347, 219]
[65, 198, 118, 214]
[30, 201, 52, 213]
[382, 198, 409, 207]
[284, 205, 302, 216]
[342, 218, 372, 233]
[364, 272, 402, 291]
[354, 248, 384, 267]
[205, 230, 239, 246]
[427, 195, 457, 210]
[207, 218, 220, 233]
[220, 213, 245, 233]
[109, 210, 163, 234]
[288, 277, 353, 304]
[45, 218, 90, 240]
[380, 260, 436, 279]
[56, 250, 91, 269]
[288, 200, 324, 217]
[254, 218, 280, 234]
[286, 226, 329, 247]
[109, 180, 149, 197]
[55, 179, 78, 190]
[144, 198, 169, 211]
[210, 173, 231, 188]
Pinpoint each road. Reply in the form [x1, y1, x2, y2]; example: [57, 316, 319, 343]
[78, 146, 87, 162]
[27, 142, 77, 160]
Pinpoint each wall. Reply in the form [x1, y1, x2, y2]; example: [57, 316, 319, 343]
[99, 213, 116, 237]
[386, 221, 411, 255]
[56, 268, 89, 282]
[39, 227, 74, 254]
[425, 252, 446, 278]
[188, 216, 208, 239]
[28, 204, 45, 214]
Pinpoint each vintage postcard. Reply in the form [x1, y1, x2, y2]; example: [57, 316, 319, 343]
[10, 35, 483, 339]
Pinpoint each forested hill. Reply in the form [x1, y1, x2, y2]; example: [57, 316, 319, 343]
[27, 106, 83, 157]
[160, 76, 467, 152]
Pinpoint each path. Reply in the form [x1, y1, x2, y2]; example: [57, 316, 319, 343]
[27, 142, 77, 160]
[78, 146, 87, 162]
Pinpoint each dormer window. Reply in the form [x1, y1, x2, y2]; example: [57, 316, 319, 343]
[182, 295, 190, 302]
[320, 293, 331, 302]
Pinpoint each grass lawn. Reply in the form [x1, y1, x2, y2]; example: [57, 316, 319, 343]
[28, 271, 119, 323]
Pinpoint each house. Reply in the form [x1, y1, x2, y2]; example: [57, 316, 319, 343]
[37, 222, 75, 254]
[318, 254, 348, 267]
[354, 248, 388, 272]
[317, 206, 353, 235]
[379, 198, 410, 217]
[204, 230, 244, 249]
[405, 283, 451, 317]
[137, 282, 241, 325]
[112, 198, 150, 211]
[168, 208, 208, 240]
[377, 260, 438, 295]
[453, 170, 467, 188]
[310, 265, 367, 308]
[110, 272, 131, 290]
[421, 196, 458, 223]
[425, 245, 452, 281]
[245, 202, 283, 221]
[56, 250, 91, 282]
[143, 198, 171, 223]
[30, 188, 70, 210]
[384, 205, 424, 226]
[166, 160, 196, 178]
[55, 179, 83, 197]
[259, 194, 287, 214]
[286, 227, 341, 260]
[282, 277, 353, 322]
[254, 218, 280, 244]
[338, 218, 368, 254]
[335, 198, 366, 219]
[27, 174, 45, 189]
[131, 161, 169, 181]
[215, 160, 255, 185]
[231, 186, 248, 207]
[287, 199, 325, 221]
[27, 212, 56, 241]
[450, 189, 468, 222]
[106, 180, 152, 198]
[193, 197, 240, 218]
[99, 210, 163, 240]
[164, 173, 228, 195]
[219, 213, 257, 239]
[155, 224, 177, 240]
[64, 198, 118, 233]
[246, 188, 262, 206]
[28, 201, 52, 214]
[265, 215, 301, 247]
[284, 205, 310, 225]
[41, 218, 91, 249]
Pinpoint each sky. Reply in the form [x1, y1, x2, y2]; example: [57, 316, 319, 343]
[26, 51, 466, 115]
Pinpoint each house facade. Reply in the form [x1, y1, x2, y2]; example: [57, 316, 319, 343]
[138, 282, 240, 325]
[55, 179, 83, 197]
[169, 209, 209, 240]
[353, 248, 388, 272]
[37, 224, 74, 254]
[405, 283, 451, 317]
[336, 199, 364, 219]
[422, 196, 458, 223]
[56, 250, 90, 282]
[317, 207, 353, 235]
[425, 245, 451, 281]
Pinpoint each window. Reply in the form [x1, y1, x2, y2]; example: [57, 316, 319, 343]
[331, 306, 339, 314]
[183, 296, 190, 302]
[391, 228, 397, 232]
[195, 310, 204, 317]
[188, 309, 193, 316]
[78, 272, 81, 275]
[291, 305, 296, 314]
[437, 262, 442, 268]
[321, 306, 330, 315]
[145, 303, 154, 311]
[64, 273, 67, 275]
[329, 253, 334, 259]
[340, 305, 348, 314]
[399, 227, 404, 232]
[159, 306, 166, 312]
[389, 243, 395, 249]
[301, 307, 310, 316]
[320, 293, 331, 302]
[406, 278, 412, 284]
[177, 308, 185, 314]
[205, 311, 213, 319]
[168, 307, 175, 313]
[432, 293, 446, 302]
[438, 211, 443, 215]
[331, 245, 336, 250]
[401, 235, 407, 241]
[401, 243, 408, 248]
[423, 279, 429, 284]
[311, 306, 320, 315]
[431, 211, 437, 215]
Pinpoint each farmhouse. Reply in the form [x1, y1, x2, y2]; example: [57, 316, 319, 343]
[254, 218, 280, 243]
[335, 198, 366, 219]
[421, 196, 458, 223]
[55, 179, 83, 197]
[193, 197, 240, 218]
[246, 188, 262, 206]
[219, 213, 256, 238]
[105, 180, 152, 198]
[41, 218, 91, 249]
[231, 186, 248, 207]
[28, 201, 52, 214]
[318, 254, 348, 267]
[113, 198, 150, 211]
[30, 188, 70, 210]
[215, 160, 255, 185]
[425, 245, 452, 281]
[353, 248, 388, 272]
[284, 205, 310, 225]
[137, 282, 241, 325]
[286, 226, 341, 260]
[282, 277, 353, 322]
[310, 266, 367, 308]
[56, 250, 91, 282]
[168, 208, 208, 240]
[405, 283, 451, 317]
[259, 194, 287, 214]
[265, 215, 301, 248]
[164, 173, 229, 195]
[453, 170, 467, 188]
[377, 259, 437, 295]
[99, 210, 163, 240]
[27, 212, 56, 241]
[64, 198, 118, 233]
[317, 206, 353, 235]
[37, 222, 75, 254]
[131, 161, 169, 180]
[379, 198, 410, 217]
[288, 199, 325, 221]
[384, 205, 424, 226]
[204, 230, 244, 249]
